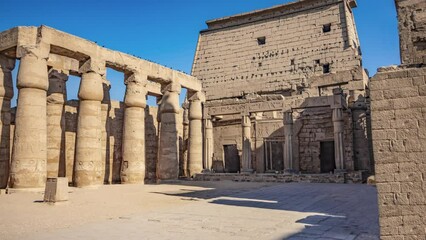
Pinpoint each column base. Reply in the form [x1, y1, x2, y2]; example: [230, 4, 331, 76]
[241, 169, 254, 174]
[334, 169, 347, 174]
[284, 169, 298, 174]
[7, 188, 45, 194]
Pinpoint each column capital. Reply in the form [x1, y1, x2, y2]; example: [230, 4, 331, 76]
[78, 72, 103, 101]
[242, 115, 251, 127]
[0, 55, 15, 72]
[332, 108, 344, 122]
[160, 83, 181, 114]
[189, 98, 203, 120]
[205, 118, 213, 129]
[17, 50, 48, 91]
[283, 111, 293, 125]
[124, 83, 147, 109]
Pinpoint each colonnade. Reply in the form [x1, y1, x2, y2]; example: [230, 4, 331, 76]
[0, 49, 205, 189]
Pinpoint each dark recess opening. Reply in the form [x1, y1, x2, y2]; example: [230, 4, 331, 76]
[323, 23, 331, 33]
[257, 36, 266, 45]
[323, 63, 330, 74]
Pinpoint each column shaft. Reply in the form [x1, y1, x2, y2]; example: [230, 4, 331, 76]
[121, 74, 147, 184]
[73, 72, 104, 187]
[204, 119, 214, 171]
[333, 108, 345, 171]
[241, 115, 252, 172]
[10, 53, 48, 188]
[283, 111, 293, 171]
[0, 56, 14, 188]
[188, 98, 203, 176]
[157, 83, 181, 180]
[181, 102, 189, 177]
[47, 69, 68, 178]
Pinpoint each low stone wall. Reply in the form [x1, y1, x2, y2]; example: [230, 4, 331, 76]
[194, 171, 364, 184]
[370, 65, 426, 239]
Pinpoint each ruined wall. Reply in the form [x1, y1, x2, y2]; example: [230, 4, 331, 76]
[395, 0, 426, 65]
[297, 107, 353, 173]
[192, 0, 361, 100]
[371, 66, 426, 239]
[213, 122, 242, 164]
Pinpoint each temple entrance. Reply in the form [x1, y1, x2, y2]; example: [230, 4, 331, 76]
[223, 145, 240, 173]
[320, 141, 336, 173]
[264, 138, 284, 172]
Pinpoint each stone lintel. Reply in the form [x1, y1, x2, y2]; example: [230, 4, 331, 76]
[0, 26, 200, 92]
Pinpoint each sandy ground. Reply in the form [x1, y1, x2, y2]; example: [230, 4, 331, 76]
[0, 181, 379, 240]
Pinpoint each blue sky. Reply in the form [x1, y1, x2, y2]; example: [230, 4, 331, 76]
[0, 0, 400, 106]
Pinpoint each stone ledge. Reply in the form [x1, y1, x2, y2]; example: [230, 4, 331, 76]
[193, 171, 366, 184]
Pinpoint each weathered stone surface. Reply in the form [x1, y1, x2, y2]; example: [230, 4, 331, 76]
[187, 92, 203, 176]
[395, 0, 426, 65]
[10, 48, 48, 189]
[73, 72, 104, 188]
[0, 55, 14, 189]
[47, 69, 68, 178]
[44, 177, 68, 202]
[192, 0, 370, 175]
[121, 74, 147, 184]
[371, 54, 426, 240]
[157, 83, 181, 180]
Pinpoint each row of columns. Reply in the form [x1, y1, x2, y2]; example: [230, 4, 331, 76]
[0, 48, 206, 189]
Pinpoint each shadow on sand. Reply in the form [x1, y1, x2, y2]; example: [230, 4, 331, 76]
[152, 181, 379, 240]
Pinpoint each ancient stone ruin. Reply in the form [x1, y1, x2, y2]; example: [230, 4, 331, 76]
[0, 26, 204, 189]
[192, 0, 372, 176]
[371, 0, 426, 239]
[0, 0, 425, 238]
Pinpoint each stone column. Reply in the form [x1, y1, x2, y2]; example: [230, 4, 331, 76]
[333, 107, 345, 172]
[187, 92, 203, 176]
[241, 115, 253, 172]
[204, 118, 214, 171]
[181, 100, 189, 177]
[157, 83, 181, 180]
[283, 111, 293, 171]
[10, 46, 49, 188]
[47, 69, 68, 178]
[73, 71, 104, 187]
[0, 56, 14, 189]
[101, 79, 111, 184]
[121, 72, 147, 184]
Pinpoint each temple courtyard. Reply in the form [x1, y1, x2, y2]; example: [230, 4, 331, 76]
[0, 181, 379, 240]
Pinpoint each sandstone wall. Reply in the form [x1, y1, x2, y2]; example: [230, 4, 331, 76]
[192, 0, 362, 100]
[395, 0, 426, 65]
[370, 66, 426, 239]
[297, 107, 354, 173]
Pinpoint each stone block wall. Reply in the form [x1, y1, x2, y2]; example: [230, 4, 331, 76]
[297, 107, 354, 173]
[395, 0, 426, 65]
[192, 0, 362, 100]
[370, 66, 426, 239]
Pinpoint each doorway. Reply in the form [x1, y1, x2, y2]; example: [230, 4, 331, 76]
[223, 145, 240, 173]
[264, 138, 284, 172]
[320, 141, 336, 173]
